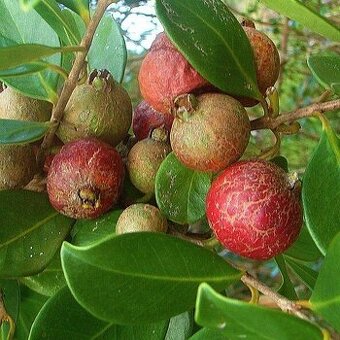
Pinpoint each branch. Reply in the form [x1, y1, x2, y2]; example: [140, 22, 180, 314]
[0, 291, 15, 339]
[38, 0, 115, 164]
[251, 99, 340, 131]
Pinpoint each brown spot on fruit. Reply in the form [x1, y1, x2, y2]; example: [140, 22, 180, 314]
[116, 203, 168, 234]
[138, 32, 210, 114]
[47, 138, 124, 219]
[57, 70, 132, 147]
[206, 160, 303, 260]
[170, 93, 250, 172]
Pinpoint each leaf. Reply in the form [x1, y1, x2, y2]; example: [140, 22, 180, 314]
[310, 233, 340, 332]
[284, 225, 322, 262]
[155, 0, 261, 99]
[275, 255, 298, 300]
[0, 62, 48, 78]
[61, 232, 241, 324]
[19, 0, 43, 11]
[259, 0, 340, 42]
[34, 0, 81, 45]
[0, 0, 61, 102]
[190, 328, 227, 340]
[0, 43, 81, 71]
[0, 279, 20, 339]
[0, 190, 73, 278]
[195, 283, 323, 340]
[88, 14, 127, 83]
[0, 119, 50, 145]
[308, 54, 340, 95]
[29, 286, 184, 339]
[71, 209, 122, 247]
[21, 252, 66, 296]
[284, 256, 318, 291]
[302, 118, 340, 254]
[15, 286, 47, 340]
[56, 0, 90, 25]
[165, 312, 193, 340]
[155, 153, 212, 225]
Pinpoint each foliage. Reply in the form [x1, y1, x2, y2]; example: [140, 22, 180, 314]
[0, 0, 339, 339]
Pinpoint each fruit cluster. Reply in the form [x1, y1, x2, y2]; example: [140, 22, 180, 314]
[0, 21, 302, 261]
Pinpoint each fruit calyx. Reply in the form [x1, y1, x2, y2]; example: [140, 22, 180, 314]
[150, 126, 169, 143]
[78, 187, 100, 209]
[241, 19, 256, 28]
[88, 69, 114, 93]
[173, 93, 198, 121]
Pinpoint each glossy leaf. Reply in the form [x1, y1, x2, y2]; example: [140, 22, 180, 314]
[61, 233, 241, 324]
[308, 54, 340, 95]
[34, 0, 81, 45]
[21, 252, 66, 296]
[71, 209, 122, 247]
[0, 62, 48, 78]
[0, 119, 50, 145]
[195, 283, 323, 339]
[0, 279, 20, 339]
[88, 14, 127, 83]
[310, 233, 340, 332]
[165, 311, 193, 340]
[284, 256, 318, 290]
[29, 287, 171, 340]
[275, 255, 298, 300]
[16, 286, 47, 340]
[302, 118, 340, 254]
[0, 0, 61, 102]
[155, 153, 212, 225]
[190, 328, 227, 340]
[156, 0, 261, 99]
[0, 190, 73, 278]
[284, 225, 322, 262]
[56, 0, 90, 25]
[19, 0, 43, 10]
[259, 0, 340, 42]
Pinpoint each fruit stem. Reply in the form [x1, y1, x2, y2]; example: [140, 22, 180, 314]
[37, 0, 115, 167]
[0, 290, 15, 340]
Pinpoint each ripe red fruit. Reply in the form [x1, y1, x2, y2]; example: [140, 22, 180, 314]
[138, 32, 209, 114]
[170, 93, 250, 172]
[132, 100, 174, 141]
[47, 138, 124, 219]
[206, 160, 303, 260]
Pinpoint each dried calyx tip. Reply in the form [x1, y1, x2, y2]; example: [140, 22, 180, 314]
[88, 69, 115, 92]
[173, 93, 198, 120]
[150, 125, 169, 142]
[241, 19, 256, 28]
[78, 187, 100, 209]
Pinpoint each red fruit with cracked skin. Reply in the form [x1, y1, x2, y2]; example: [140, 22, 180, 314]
[132, 100, 174, 140]
[47, 138, 124, 219]
[138, 32, 210, 114]
[206, 160, 303, 260]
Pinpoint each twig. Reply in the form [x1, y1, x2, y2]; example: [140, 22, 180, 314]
[278, 17, 290, 88]
[251, 99, 340, 131]
[0, 291, 15, 340]
[38, 0, 115, 165]
[241, 272, 310, 321]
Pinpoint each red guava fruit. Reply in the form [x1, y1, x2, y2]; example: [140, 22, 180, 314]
[47, 138, 124, 219]
[138, 32, 210, 114]
[170, 93, 250, 172]
[132, 100, 174, 140]
[116, 203, 168, 234]
[206, 160, 303, 260]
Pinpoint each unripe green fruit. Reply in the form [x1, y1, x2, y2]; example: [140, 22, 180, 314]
[127, 129, 171, 194]
[116, 203, 168, 234]
[57, 70, 132, 146]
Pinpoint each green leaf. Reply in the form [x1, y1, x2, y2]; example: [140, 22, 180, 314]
[302, 118, 340, 254]
[29, 286, 187, 340]
[190, 328, 227, 340]
[259, 0, 340, 42]
[0, 43, 81, 71]
[270, 155, 289, 172]
[0, 119, 50, 145]
[165, 312, 193, 340]
[155, 0, 261, 99]
[0, 190, 73, 278]
[155, 153, 212, 225]
[21, 252, 66, 296]
[71, 209, 122, 247]
[284, 225, 322, 262]
[0, 0, 61, 102]
[56, 0, 90, 25]
[275, 255, 298, 300]
[195, 283, 323, 340]
[284, 256, 318, 291]
[308, 54, 340, 95]
[310, 233, 340, 332]
[88, 14, 127, 83]
[19, 0, 43, 10]
[0, 279, 20, 339]
[0, 62, 48, 78]
[34, 0, 81, 45]
[61, 233, 241, 324]
[16, 286, 47, 340]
